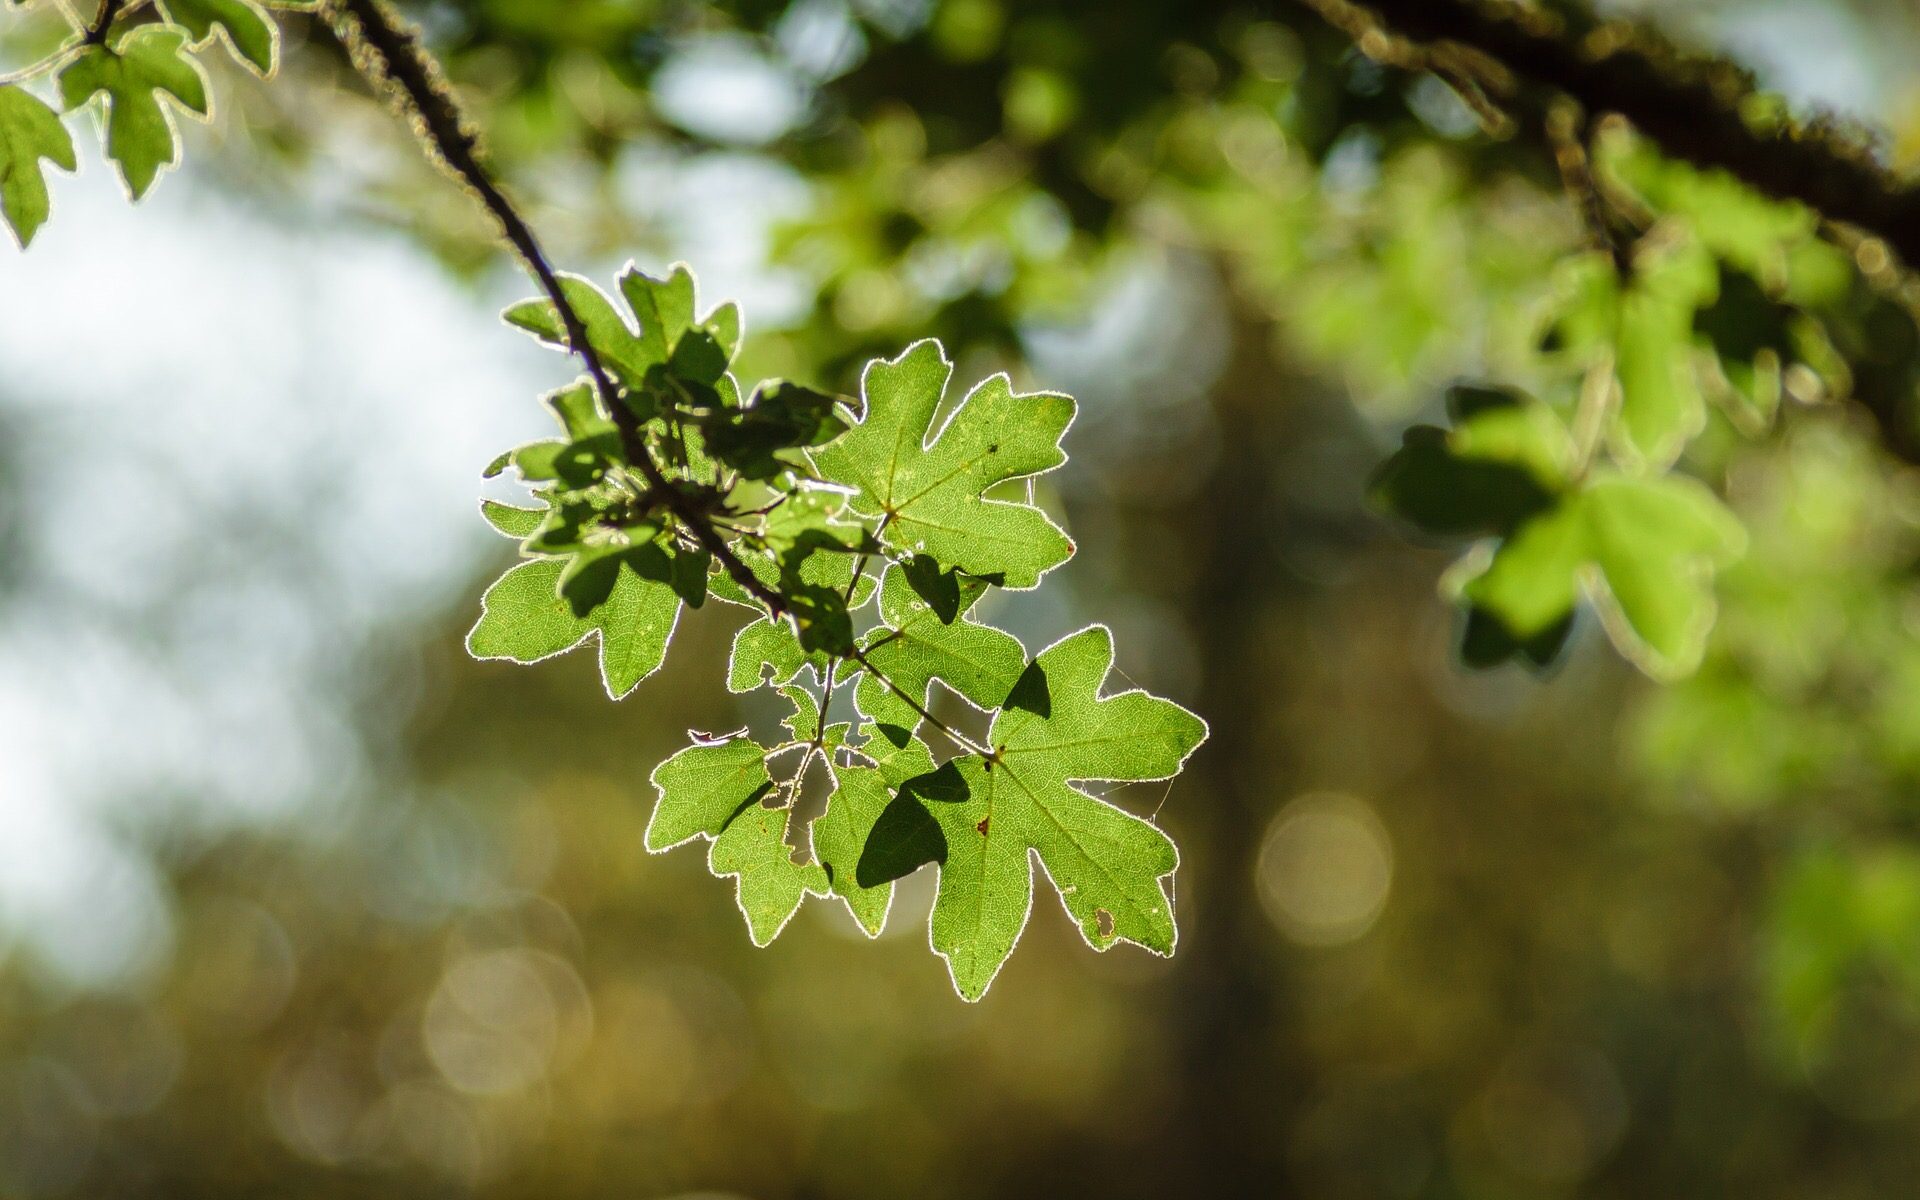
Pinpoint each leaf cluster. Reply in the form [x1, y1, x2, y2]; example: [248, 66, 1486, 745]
[0, 0, 288, 244]
[1371, 135, 1861, 679]
[472, 266, 1207, 999]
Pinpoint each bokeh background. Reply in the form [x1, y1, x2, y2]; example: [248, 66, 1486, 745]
[6, 0, 1920, 1195]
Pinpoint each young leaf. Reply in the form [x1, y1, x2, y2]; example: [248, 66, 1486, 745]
[0, 86, 75, 248]
[503, 264, 740, 411]
[466, 557, 681, 698]
[914, 626, 1206, 1000]
[1613, 240, 1714, 467]
[854, 561, 1026, 731]
[157, 0, 279, 75]
[59, 27, 210, 200]
[479, 500, 544, 539]
[810, 339, 1075, 588]
[1578, 474, 1748, 677]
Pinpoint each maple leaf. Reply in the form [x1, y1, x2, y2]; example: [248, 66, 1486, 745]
[157, 0, 278, 75]
[854, 559, 1026, 732]
[810, 339, 1074, 589]
[811, 724, 938, 936]
[503, 263, 741, 415]
[0, 86, 75, 247]
[466, 557, 681, 699]
[868, 626, 1206, 999]
[645, 737, 826, 946]
[1460, 472, 1746, 679]
[59, 27, 210, 200]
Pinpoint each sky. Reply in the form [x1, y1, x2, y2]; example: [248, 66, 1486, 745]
[0, 164, 552, 988]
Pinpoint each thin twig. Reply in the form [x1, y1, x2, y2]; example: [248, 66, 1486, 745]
[83, 0, 122, 44]
[327, 0, 786, 615]
[1545, 100, 1631, 275]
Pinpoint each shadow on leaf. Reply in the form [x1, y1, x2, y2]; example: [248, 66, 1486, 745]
[855, 761, 970, 887]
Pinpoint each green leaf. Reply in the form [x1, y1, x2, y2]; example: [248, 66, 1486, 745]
[1613, 241, 1714, 468]
[59, 27, 210, 200]
[728, 615, 809, 692]
[1370, 386, 1571, 539]
[0, 86, 75, 247]
[1461, 502, 1587, 638]
[543, 379, 614, 442]
[810, 339, 1075, 588]
[855, 561, 1026, 732]
[504, 275, 660, 406]
[915, 626, 1206, 1000]
[1462, 473, 1746, 678]
[1598, 129, 1817, 281]
[1441, 385, 1575, 487]
[811, 727, 938, 936]
[647, 734, 830, 945]
[709, 800, 829, 946]
[156, 0, 278, 75]
[1540, 251, 1620, 358]
[479, 499, 544, 539]
[502, 263, 740, 412]
[778, 683, 822, 743]
[1372, 427, 1558, 539]
[1539, 239, 1717, 468]
[702, 381, 848, 480]
[1579, 474, 1747, 677]
[645, 738, 771, 852]
[758, 487, 871, 562]
[466, 557, 682, 698]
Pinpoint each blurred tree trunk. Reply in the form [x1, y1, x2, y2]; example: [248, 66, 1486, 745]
[1154, 310, 1323, 1192]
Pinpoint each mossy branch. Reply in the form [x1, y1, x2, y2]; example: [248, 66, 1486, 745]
[323, 0, 788, 617]
[1297, 0, 1920, 262]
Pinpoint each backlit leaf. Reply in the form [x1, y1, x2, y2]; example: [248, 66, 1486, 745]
[59, 27, 210, 200]
[810, 339, 1074, 588]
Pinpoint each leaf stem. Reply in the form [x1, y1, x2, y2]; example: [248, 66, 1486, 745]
[788, 657, 839, 797]
[1570, 353, 1617, 475]
[1544, 99, 1632, 276]
[850, 646, 990, 757]
[83, 0, 122, 44]
[841, 512, 890, 607]
[325, 0, 786, 617]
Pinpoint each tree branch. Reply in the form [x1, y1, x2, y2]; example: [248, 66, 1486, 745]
[1295, 0, 1920, 264]
[1298, 0, 1920, 460]
[326, 0, 786, 616]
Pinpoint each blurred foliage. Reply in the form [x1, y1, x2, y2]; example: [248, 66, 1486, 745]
[10, 0, 1920, 1195]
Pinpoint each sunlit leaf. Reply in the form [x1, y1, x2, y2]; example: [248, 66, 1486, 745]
[59, 27, 210, 200]
[0, 85, 75, 247]
[810, 339, 1074, 588]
